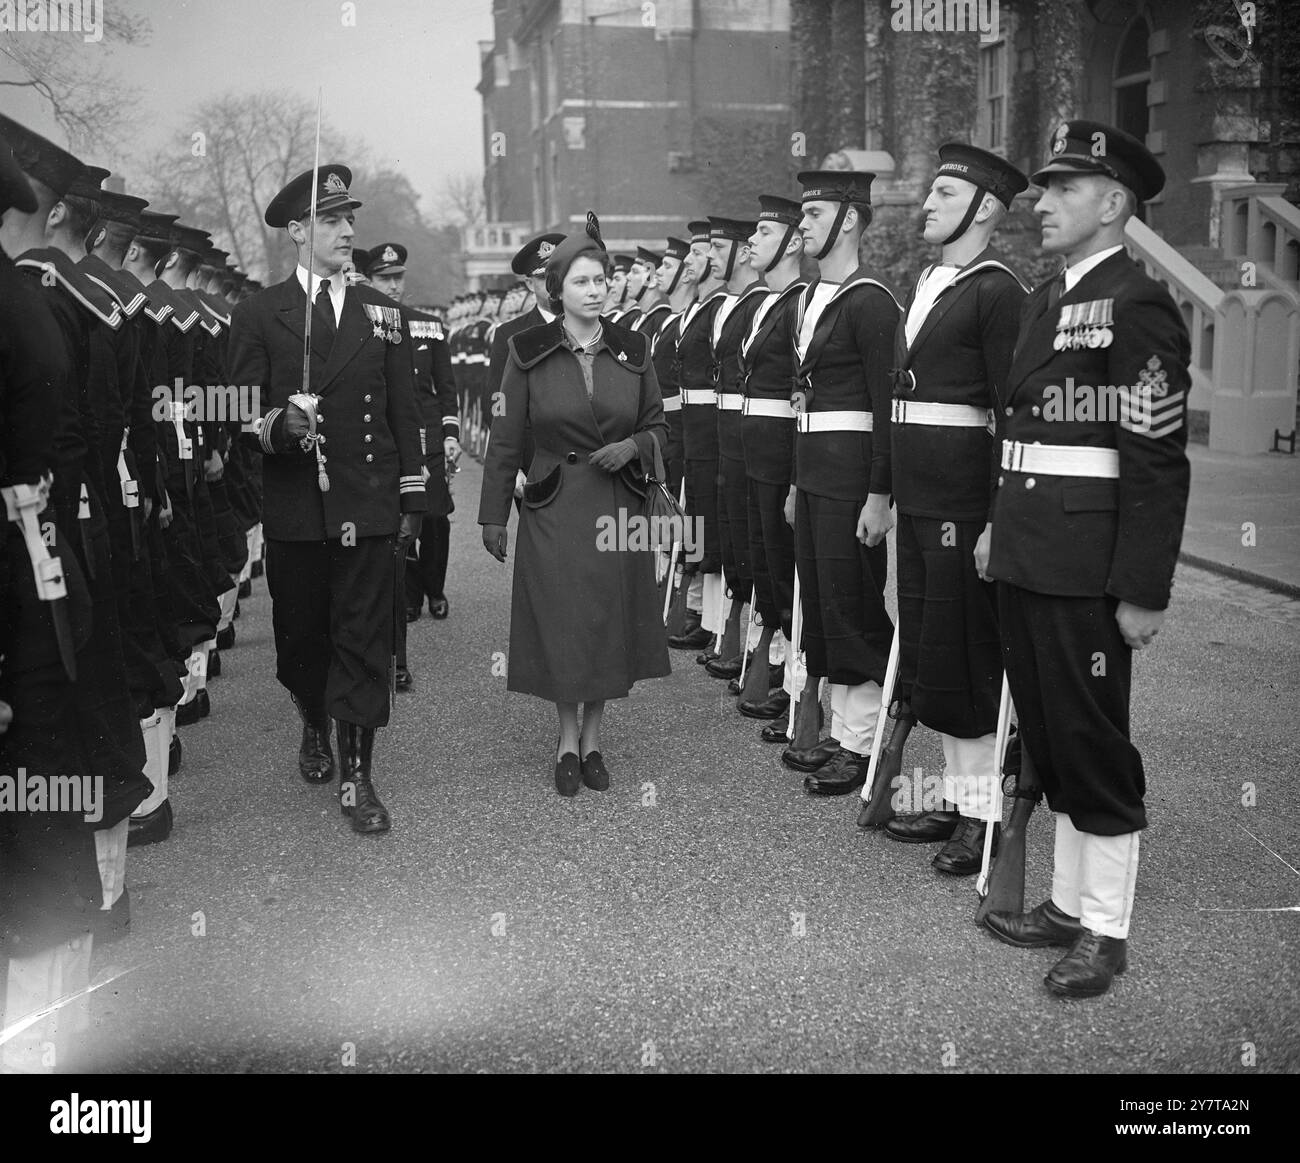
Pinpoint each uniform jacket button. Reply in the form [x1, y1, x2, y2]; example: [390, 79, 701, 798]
[364, 434, 373, 443]
[363, 414, 372, 423]
[1025, 477, 1036, 489]
[566, 451, 578, 464]
[363, 394, 372, 403]
[998, 475, 1005, 487]
[1031, 405, 1040, 417]
[366, 453, 374, 463]
[1004, 406, 1013, 417]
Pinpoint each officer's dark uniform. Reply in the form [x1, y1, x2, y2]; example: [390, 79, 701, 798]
[226, 165, 427, 835]
[790, 170, 900, 792]
[984, 122, 1191, 998]
[883, 144, 1029, 871]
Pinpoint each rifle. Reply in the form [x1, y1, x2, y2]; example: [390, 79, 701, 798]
[975, 719, 1040, 923]
[974, 675, 1012, 899]
[856, 625, 913, 829]
[785, 513, 821, 751]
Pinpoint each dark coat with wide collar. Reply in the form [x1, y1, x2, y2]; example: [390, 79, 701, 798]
[227, 273, 426, 541]
[988, 250, 1191, 609]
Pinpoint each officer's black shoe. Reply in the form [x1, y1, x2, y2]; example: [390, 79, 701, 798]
[216, 625, 235, 650]
[739, 688, 790, 720]
[668, 619, 710, 651]
[91, 887, 130, 945]
[431, 597, 450, 619]
[293, 695, 334, 784]
[932, 818, 999, 876]
[884, 809, 960, 844]
[251, 559, 264, 578]
[208, 649, 221, 678]
[705, 654, 743, 680]
[781, 736, 840, 773]
[760, 724, 791, 744]
[168, 733, 182, 776]
[1045, 930, 1127, 998]
[580, 750, 610, 791]
[238, 578, 252, 599]
[983, 899, 1084, 949]
[803, 746, 870, 795]
[338, 724, 390, 834]
[395, 665, 412, 691]
[405, 606, 422, 623]
[128, 800, 173, 848]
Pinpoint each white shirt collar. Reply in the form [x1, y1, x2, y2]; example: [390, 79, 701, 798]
[537, 303, 556, 323]
[1062, 244, 1124, 294]
[295, 265, 347, 323]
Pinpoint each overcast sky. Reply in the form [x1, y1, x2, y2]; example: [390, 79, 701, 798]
[4, 0, 494, 217]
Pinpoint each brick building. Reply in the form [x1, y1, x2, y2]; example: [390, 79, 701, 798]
[472, 0, 793, 282]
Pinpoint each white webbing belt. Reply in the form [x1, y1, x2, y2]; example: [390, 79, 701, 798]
[117, 427, 139, 509]
[742, 398, 795, 419]
[716, 395, 743, 411]
[661, 395, 682, 412]
[796, 410, 874, 434]
[891, 399, 992, 429]
[1000, 440, 1120, 478]
[680, 389, 717, 406]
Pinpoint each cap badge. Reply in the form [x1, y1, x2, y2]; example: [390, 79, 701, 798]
[381, 245, 398, 262]
[538, 241, 555, 258]
[324, 171, 347, 194]
[1052, 124, 1069, 155]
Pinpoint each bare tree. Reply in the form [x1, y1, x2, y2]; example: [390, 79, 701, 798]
[140, 90, 351, 284]
[0, 3, 150, 151]
[437, 171, 486, 227]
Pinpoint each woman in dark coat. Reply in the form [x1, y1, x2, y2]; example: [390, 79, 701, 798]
[479, 215, 671, 795]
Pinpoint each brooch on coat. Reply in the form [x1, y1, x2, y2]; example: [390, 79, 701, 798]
[363, 303, 403, 344]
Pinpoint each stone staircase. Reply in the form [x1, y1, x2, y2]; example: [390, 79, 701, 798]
[1180, 246, 1241, 290]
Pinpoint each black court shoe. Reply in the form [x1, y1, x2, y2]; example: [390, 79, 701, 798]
[580, 750, 610, 791]
[395, 665, 412, 691]
[555, 740, 581, 797]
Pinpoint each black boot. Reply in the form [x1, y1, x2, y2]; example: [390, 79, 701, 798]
[168, 732, 182, 776]
[338, 722, 391, 834]
[292, 694, 335, 784]
[216, 624, 236, 650]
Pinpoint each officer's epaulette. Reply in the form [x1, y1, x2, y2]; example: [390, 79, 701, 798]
[16, 247, 122, 330]
[408, 319, 445, 341]
[79, 255, 148, 319]
[509, 317, 649, 372]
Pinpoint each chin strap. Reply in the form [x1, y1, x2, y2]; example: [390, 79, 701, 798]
[765, 224, 798, 274]
[666, 261, 684, 295]
[720, 240, 739, 284]
[943, 185, 989, 246]
[814, 201, 851, 261]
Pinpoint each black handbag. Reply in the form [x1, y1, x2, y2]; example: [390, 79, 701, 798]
[621, 438, 686, 550]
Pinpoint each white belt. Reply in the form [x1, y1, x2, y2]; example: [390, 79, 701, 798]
[796, 410, 874, 434]
[743, 398, 796, 420]
[680, 388, 717, 406]
[662, 394, 682, 412]
[1000, 440, 1120, 478]
[892, 399, 992, 429]
[117, 427, 139, 509]
[717, 395, 743, 412]
[2, 479, 66, 603]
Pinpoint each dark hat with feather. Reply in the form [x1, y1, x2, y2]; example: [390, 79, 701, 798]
[543, 210, 610, 308]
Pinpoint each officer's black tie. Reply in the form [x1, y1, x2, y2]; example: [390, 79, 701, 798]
[1047, 269, 1065, 310]
[314, 277, 336, 346]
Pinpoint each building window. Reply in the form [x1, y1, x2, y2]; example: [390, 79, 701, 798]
[977, 37, 1008, 154]
[1113, 18, 1151, 144]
